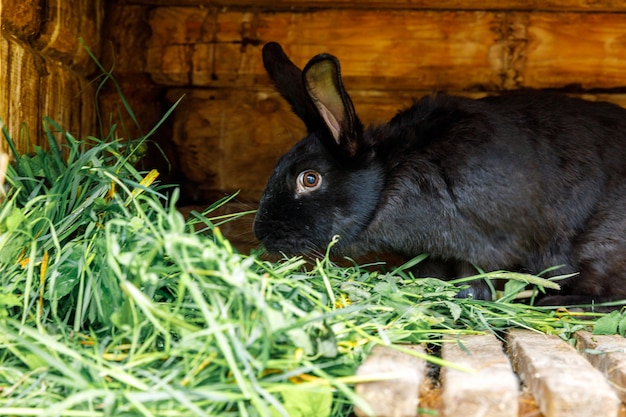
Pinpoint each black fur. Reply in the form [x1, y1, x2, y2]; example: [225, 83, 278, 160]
[253, 42, 626, 304]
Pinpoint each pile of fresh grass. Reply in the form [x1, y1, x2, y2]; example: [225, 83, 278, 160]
[0, 79, 616, 416]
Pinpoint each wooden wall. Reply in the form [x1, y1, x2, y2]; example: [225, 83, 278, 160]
[0, 0, 104, 153]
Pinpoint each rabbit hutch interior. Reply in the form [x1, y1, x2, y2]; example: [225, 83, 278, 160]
[4, 0, 626, 416]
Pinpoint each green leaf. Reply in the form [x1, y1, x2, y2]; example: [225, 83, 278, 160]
[0, 293, 21, 308]
[339, 282, 371, 302]
[315, 324, 339, 358]
[20, 352, 49, 371]
[497, 279, 528, 303]
[618, 313, 626, 337]
[28, 147, 47, 177]
[373, 281, 396, 298]
[270, 385, 333, 417]
[593, 310, 621, 335]
[443, 301, 462, 321]
[286, 328, 315, 355]
[4, 208, 26, 232]
[47, 246, 83, 299]
[110, 299, 135, 330]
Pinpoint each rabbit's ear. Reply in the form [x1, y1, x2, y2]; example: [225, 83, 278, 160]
[303, 54, 363, 158]
[262, 42, 324, 133]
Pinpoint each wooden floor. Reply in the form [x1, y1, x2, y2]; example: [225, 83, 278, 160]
[355, 330, 626, 417]
[419, 386, 626, 417]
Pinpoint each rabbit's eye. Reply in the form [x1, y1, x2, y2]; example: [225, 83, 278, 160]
[296, 170, 322, 194]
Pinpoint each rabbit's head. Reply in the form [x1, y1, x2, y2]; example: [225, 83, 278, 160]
[253, 43, 384, 255]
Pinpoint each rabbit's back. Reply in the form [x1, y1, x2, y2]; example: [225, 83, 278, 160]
[357, 92, 626, 297]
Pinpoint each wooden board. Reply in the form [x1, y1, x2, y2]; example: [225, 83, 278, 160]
[576, 331, 626, 403]
[441, 333, 519, 417]
[165, 88, 471, 199]
[354, 345, 427, 417]
[348, 330, 626, 417]
[1, 0, 42, 39]
[123, 0, 626, 12]
[147, 8, 507, 91]
[0, 36, 42, 154]
[33, 0, 104, 71]
[507, 329, 620, 417]
[100, 4, 152, 76]
[165, 88, 306, 197]
[40, 60, 97, 144]
[522, 13, 626, 89]
[146, 8, 626, 91]
[97, 1, 179, 177]
[1, 37, 97, 152]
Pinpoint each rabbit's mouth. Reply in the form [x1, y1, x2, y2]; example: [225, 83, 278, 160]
[253, 215, 323, 255]
[258, 236, 327, 258]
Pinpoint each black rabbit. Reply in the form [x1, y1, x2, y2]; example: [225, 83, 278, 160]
[253, 41, 626, 305]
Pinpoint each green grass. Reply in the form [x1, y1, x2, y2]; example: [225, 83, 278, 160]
[0, 54, 617, 417]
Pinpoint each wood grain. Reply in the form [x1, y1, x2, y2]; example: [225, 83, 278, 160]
[148, 8, 506, 91]
[121, 0, 626, 12]
[575, 331, 626, 403]
[166, 88, 305, 199]
[1, 1, 102, 153]
[100, 3, 152, 76]
[354, 345, 427, 417]
[0, 36, 42, 154]
[34, 0, 104, 71]
[147, 8, 626, 92]
[522, 13, 626, 89]
[508, 329, 620, 417]
[40, 60, 96, 143]
[441, 334, 519, 417]
[1, 0, 42, 39]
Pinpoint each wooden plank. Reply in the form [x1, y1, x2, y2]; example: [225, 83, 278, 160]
[507, 329, 620, 417]
[0, 36, 42, 153]
[77, 77, 96, 142]
[149, 44, 195, 85]
[100, 4, 152, 76]
[1, 34, 97, 156]
[148, 8, 626, 91]
[148, 6, 215, 45]
[229, 9, 501, 90]
[500, 13, 527, 90]
[353, 345, 427, 417]
[40, 59, 85, 140]
[39, 57, 97, 144]
[34, 0, 104, 72]
[1, 0, 42, 40]
[521, 13, 626, 89]
[575, 331, 626, 403]
[148, 8, 506, 91]
[124, 0, 626, 12]
[577, 93, 626, 109]
[441, 333, 518, 417]
[1, 0, 103, 156]
[146, 6, 214, 85]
